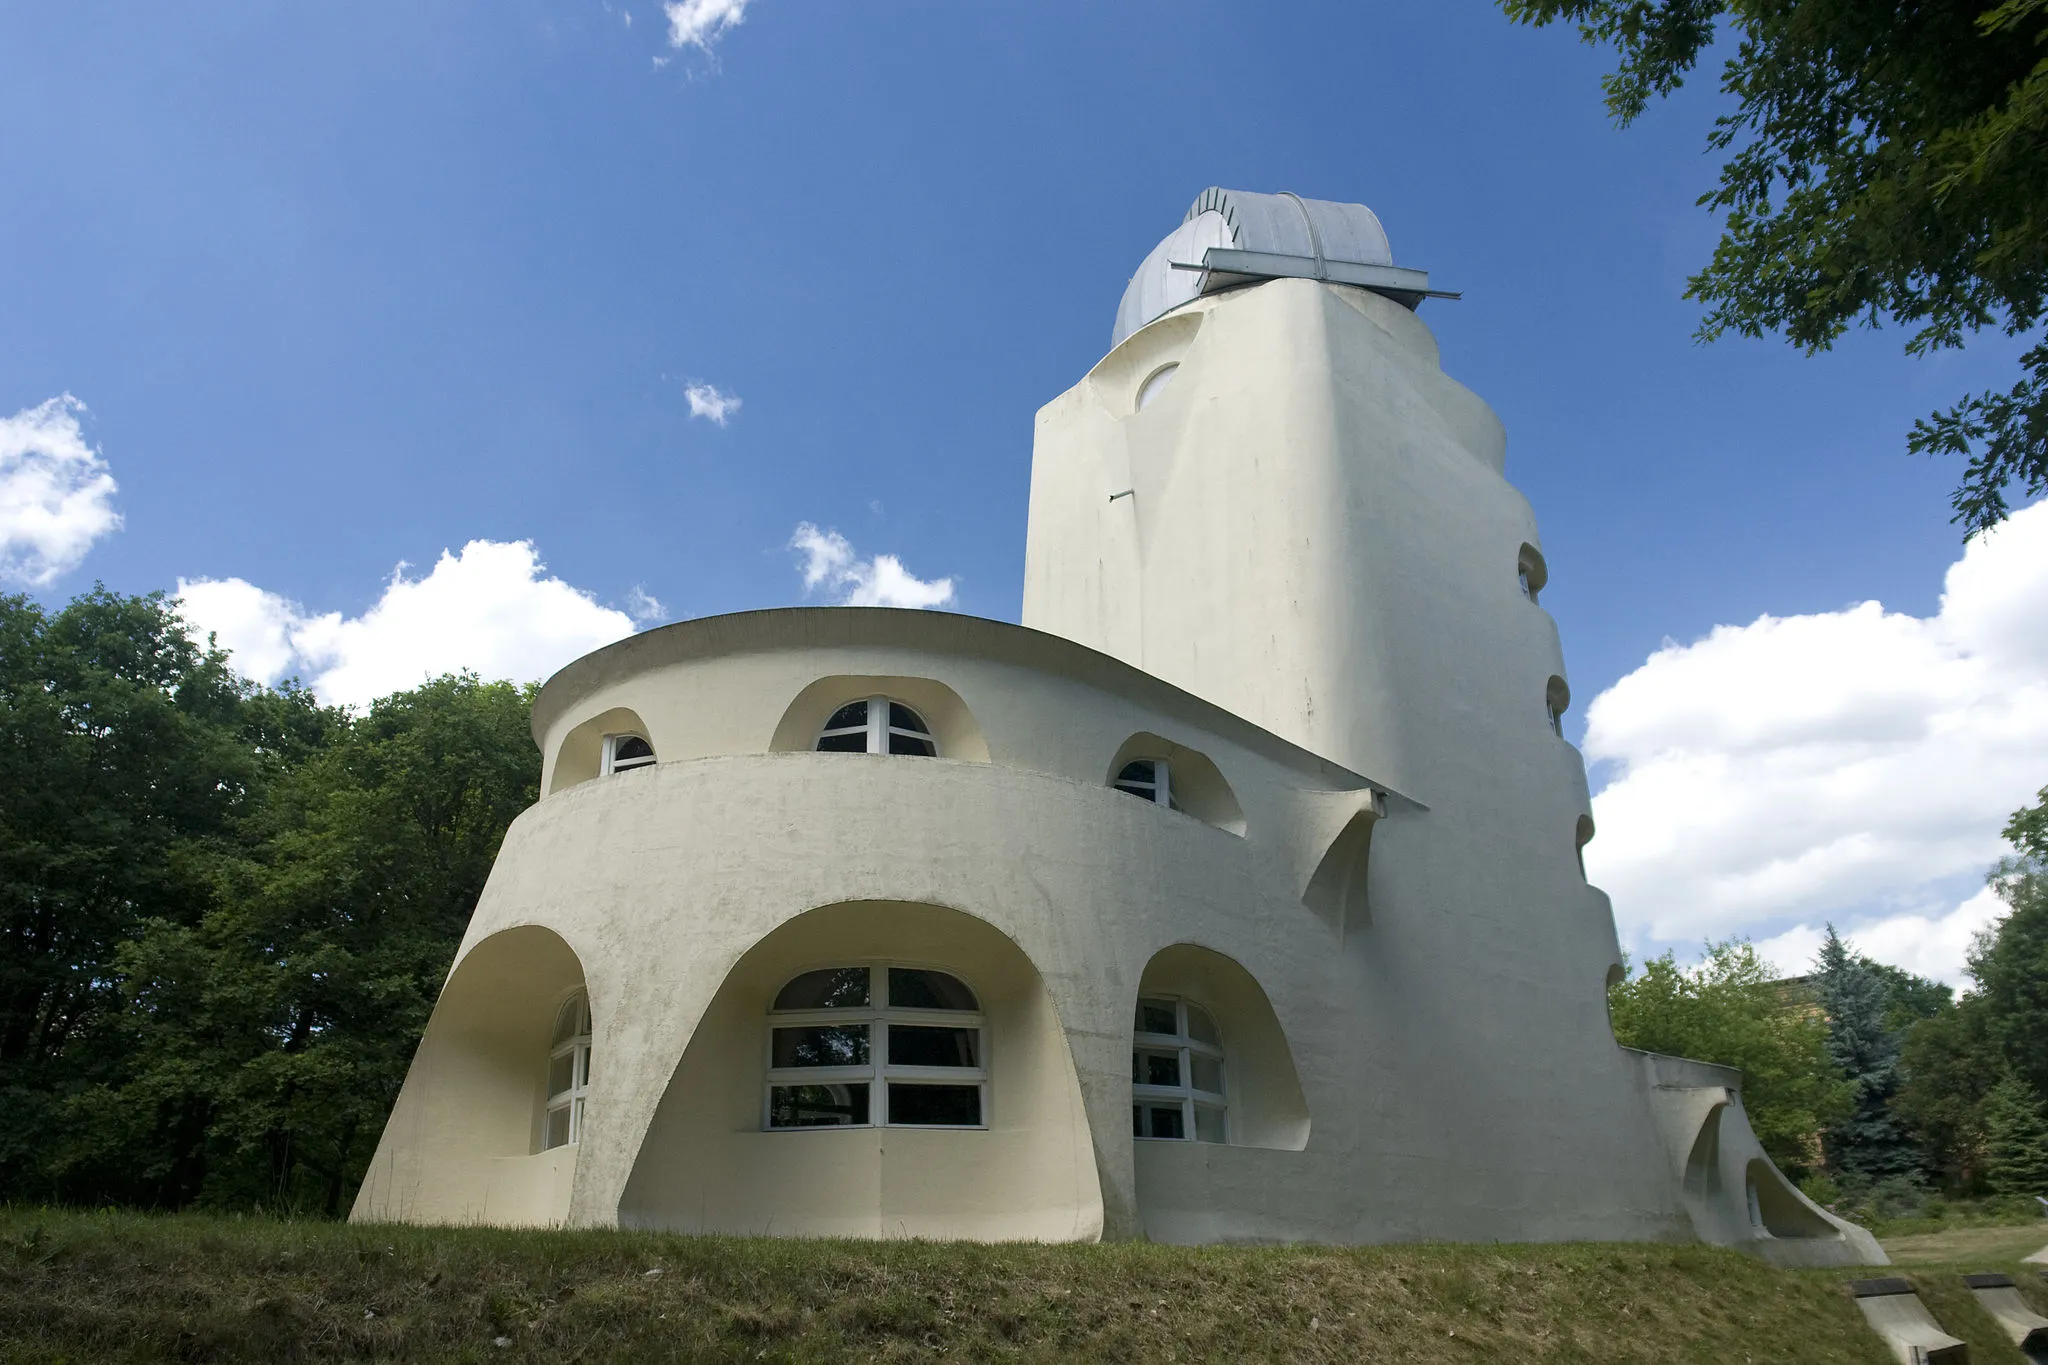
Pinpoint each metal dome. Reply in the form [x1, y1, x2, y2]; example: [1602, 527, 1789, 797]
[1110, 188, 1451, 350]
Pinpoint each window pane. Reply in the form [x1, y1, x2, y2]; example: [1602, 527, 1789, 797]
[1185, 1004, 1220, 1047]
[1132, 1105, 1145, 1137]
[1116, 760, 1158, 786]
[578, 1043, 593, 1087]
[824, 701, 869, 731]
[774, 967, 871, 1011]
[1137, 1049, 1181, 1087]
[773, 1024, 871, 1068]
[888, 1083, 981, 1126]
[888, 1025, 979, 1068]
[1135, 999, 1177, 1036]
[545, 1105, 571, 1149]
[816, 731, 870, 753]
[1194, 1105, 1227, 1144]
[769, 1083, 870, 1128]
[553, 995, 585, 1045]
[1113, 781, 1154, 801]
[887, 731, 937, 756]
[548, 1051, 575, 1099]
[613, 735, 654, 762]
[1191, 1054, 1224, 1095]
[887, 703, 929, 734]
[888, 968, 977, 1011]
[572, 1097, 585, 1141]
[1146, 1105, 1185, 1140]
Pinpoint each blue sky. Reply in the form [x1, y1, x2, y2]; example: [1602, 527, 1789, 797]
[3, 1, 2042, 984]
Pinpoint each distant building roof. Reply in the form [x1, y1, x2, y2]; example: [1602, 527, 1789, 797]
[1110, 187, 1449, 350]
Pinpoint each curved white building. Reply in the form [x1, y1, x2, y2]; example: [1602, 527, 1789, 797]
[353, 188, 1882, 1264]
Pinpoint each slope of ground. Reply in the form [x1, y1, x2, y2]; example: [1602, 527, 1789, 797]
[3, 1208, 2045, 1363]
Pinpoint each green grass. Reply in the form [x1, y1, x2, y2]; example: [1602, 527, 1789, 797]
[3, 1208, 2046, 1364]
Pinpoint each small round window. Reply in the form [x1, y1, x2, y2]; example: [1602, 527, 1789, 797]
[1136, 363, 1180, 411]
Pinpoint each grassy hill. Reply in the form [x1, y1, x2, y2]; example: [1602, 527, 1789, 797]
[3, 1208, 2045, 1363]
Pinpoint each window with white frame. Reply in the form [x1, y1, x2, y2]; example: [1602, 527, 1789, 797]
[1113, 758, 1182, 811]
[1131, 995, 1227, 1143]
[765, 965, 985, 1129]
[601, 732, 656, 775]
[814, 699, 938, 756]
[544, 991, 592, 1149]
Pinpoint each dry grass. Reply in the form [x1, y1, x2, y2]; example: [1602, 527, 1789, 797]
[3, 1208, 2046, 1363]
[1881, 1222, 2048, 1266]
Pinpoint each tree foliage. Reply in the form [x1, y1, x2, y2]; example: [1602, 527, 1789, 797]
[1980, 1073, 2048, 1195]
[1501, 0, 2048, 535]
[1813, 926, 1924, 1183]
[1608, 939, 1850, 1171]
[0, 589, 536, 1213]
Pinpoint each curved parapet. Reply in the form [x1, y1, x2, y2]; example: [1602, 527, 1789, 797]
[1627, 1048, 1886, 1267]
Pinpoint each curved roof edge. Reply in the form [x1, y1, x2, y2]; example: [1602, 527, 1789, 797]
[1112, 187, 1446, 350]
[531, 606, 1402, 800]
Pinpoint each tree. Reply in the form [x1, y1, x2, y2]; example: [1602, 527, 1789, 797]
[1500, 0, 2048, 535]
[1980, 1073, 2048, 1196]
[1895, 998, 2003, 1190]
[1609, 939, 1850, 1172]
[57, 674, 539, 1214]
[1814, 926, 1924, 1183]
[0, 589, 325, 1203]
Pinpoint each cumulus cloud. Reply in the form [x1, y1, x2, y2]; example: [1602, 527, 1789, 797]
[684, 382, 741, 425]
[1584, 500, 2048, 984]
[665, 0, 748, 52]
[790, 522, 954, 609]
[177, 540, 637, 709]
[0, 394, 122, 585]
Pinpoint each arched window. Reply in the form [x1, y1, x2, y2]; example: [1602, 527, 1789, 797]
[1136, 362, 1180, 411]
[544, 991, 592, 1149]
[1132, 996, 1227, 1143]
[1545, 675, 1571, 738]
[765, 965, 984, 1129]
[814, 698, 938, 756]
[601, 733, 655, 775]
[1113, 758, 1182, 810]
[1517, 543, 1548, 605]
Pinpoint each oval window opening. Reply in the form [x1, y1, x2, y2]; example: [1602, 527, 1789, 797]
[1136, 363, 1180, 411]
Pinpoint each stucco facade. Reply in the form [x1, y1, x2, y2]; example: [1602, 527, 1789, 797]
[353, 188, 1882, 1264]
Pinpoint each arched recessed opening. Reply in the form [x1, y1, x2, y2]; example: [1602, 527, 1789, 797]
[618, 900, 1099, 1242]
[550, 707, 656, 794]
[1517, 543, 1548, 604]
[351, 926, 587, 1226]
[1576, 814, 1596, 879]
[1133, 945, 1307, 1152]
[770, 676, 989, 764]
[1745, 1159, 1837, 1239]
[1682, 1105, 1725, 1200]
[1107, 734, 1245, 836]
[1090, 309, 1204, 419]
[1545, 676, 1571, 738]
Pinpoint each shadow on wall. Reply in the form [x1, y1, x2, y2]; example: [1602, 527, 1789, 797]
[617, 900, 1102, 1242]
[351, 925, 586, 1227]
[771, 677, 990, 763]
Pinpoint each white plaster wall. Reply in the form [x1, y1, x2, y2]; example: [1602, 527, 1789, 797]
[1017, 279, 1714, 1246]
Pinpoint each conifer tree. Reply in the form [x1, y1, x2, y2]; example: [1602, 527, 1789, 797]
[1981, 1075, 2048, 1198]
[1815, 926, 1922, 1184]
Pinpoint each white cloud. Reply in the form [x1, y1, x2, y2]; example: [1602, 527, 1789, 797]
[625, 584, 667, 624]
[665, 0, 749, 52]
[790, 522, 954, 609]
[1585, 500, 2048, 984]
[1754, 885, 2007, 988]
[0, 394, 122, 586]
[177, 540, 636, 709]
[684, 382, 741, 425]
